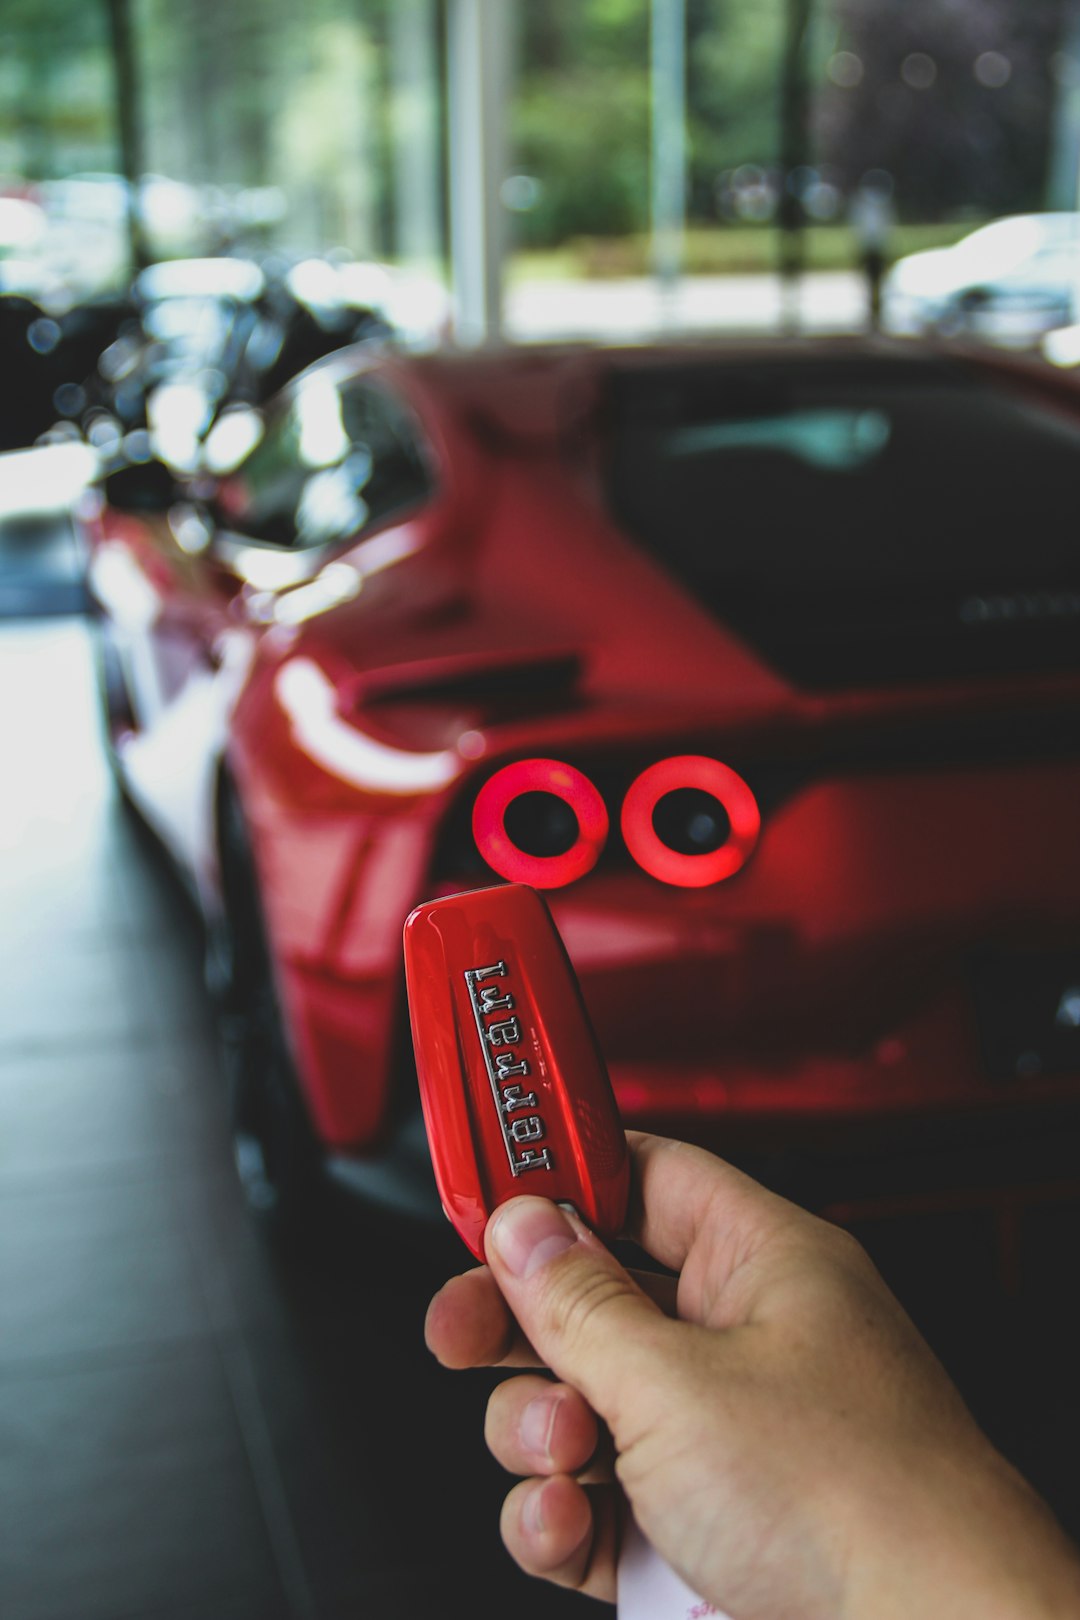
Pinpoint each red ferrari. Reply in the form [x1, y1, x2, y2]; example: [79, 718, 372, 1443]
[84, 337, 1080, 1222]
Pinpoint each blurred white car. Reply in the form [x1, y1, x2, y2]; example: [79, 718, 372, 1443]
[883, 213, 1080, 343]
[0, 195, 46, 255]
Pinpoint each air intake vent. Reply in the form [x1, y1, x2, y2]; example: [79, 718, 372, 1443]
[359, 649, 582, 712]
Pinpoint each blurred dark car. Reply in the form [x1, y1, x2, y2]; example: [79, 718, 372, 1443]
[81, 255, 432, 471]
[0, 289, 135, 451]
[83, 257, 268, 463]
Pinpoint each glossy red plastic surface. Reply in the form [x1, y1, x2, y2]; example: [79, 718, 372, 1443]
[404, 883, 630, 1260]
[472, 758, 609, 888]
[621, 755, 761, 887]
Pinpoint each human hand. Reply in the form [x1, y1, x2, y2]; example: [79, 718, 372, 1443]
[425, 1131, 1080, 1619]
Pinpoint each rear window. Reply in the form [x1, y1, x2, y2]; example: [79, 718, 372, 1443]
[601, 353, 1080, 688]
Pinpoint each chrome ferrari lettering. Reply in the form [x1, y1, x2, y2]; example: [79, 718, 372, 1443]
[485, 1016, 520, 1048]
[464, 961, 554, 1177]
[508, 1115, 544, 1144]
[472, 962, 506, 982]
[494, 1054, 530, 1082]
[499, 1083, 537, 1110]
[514, 1146, 554, 1172]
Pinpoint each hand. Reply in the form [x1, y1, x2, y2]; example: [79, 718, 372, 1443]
[425, 1132, 1080, 1618]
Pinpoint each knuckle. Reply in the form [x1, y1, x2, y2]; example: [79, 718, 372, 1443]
[820, 1220, 872, 1273]
[545, 1264, 633, 1353]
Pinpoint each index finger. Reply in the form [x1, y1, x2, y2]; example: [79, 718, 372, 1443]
[425, 1258, 681, 1371]
[425, 1266, 543, 1370]
[626, 1132, 800, 1290]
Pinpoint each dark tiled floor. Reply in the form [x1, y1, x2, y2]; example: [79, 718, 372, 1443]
[0, 621, 595, 1620]
[1, 619, 1079, 1620]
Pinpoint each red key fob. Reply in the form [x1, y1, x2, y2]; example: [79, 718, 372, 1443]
[403, 883, 631, 1261]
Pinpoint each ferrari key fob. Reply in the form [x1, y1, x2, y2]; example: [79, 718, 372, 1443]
[405, 883, 722, 1619]
[403, 882, 630, 1261]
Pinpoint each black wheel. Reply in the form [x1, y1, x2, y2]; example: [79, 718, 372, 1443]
[92, 622, 136, 785]
[214, 782, 325, 1231]
[91, 623, 163, 846]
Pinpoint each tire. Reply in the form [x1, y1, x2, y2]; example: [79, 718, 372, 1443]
[91, 623, 161, 845]
[214, 782, 325, 1232]
[92, 622, 136, 787]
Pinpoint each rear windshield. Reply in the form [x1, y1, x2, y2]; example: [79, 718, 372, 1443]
[601, 353, 1080, 688]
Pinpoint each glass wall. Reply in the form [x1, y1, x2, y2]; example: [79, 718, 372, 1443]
[509, 0, 789, 278]
[0, 2, 115, 181]
[504, 0, 1080, 340]
[138, 0, 400, 262]
[2, 0, 1079, 342]
[0, 0, 447, 301]
[0, 1, 119, 299]
[813, 0, 1066, 223]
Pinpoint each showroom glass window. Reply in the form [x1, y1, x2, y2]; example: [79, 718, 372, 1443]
[221, 376, 434, 548]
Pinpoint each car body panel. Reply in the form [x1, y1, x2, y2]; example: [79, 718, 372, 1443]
[83, 338, 1080, 1170]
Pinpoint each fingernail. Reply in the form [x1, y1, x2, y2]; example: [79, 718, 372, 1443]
[522, 1479, 548, 1537]
[489, 1198, 577, 1280]
[520, 1394, 559, 1463]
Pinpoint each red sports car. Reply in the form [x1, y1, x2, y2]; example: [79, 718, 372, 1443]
[84, 337, 1080, 1223]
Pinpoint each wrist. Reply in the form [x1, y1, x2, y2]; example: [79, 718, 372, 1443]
[840, 1440, 1080, 1620]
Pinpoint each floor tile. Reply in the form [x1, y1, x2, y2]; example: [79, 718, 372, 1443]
[0, 1347, 287, 1620]
[0, 1039, 224, 1189]
[133, 1600, 292, 1620]
[125, 941, 218, 1043]
[0, 1177, 214, 1367]
[230, 1315, 594, 1620]
[0, 940, 153, 1050]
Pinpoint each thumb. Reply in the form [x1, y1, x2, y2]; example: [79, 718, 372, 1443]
[484, 1196, 673, 1433]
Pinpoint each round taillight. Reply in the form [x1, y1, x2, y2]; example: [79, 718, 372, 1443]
[621, 755, 759, 887]
[472, 759, 609, 889]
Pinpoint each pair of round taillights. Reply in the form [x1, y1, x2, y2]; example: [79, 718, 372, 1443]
[471, 755, 761, 890]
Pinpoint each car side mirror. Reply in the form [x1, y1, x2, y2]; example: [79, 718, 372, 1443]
[102, 457, 179, 513]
